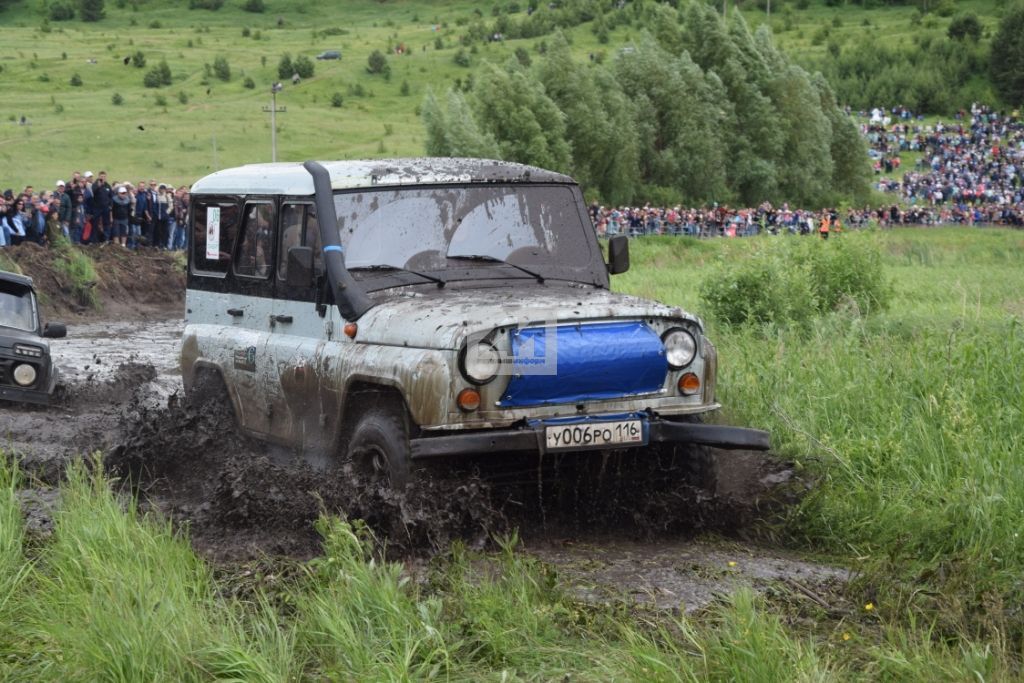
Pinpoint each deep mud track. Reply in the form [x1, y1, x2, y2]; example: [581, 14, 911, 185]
[2, 318, 848, 612]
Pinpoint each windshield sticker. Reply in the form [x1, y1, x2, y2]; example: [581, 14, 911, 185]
[206, 206, 221, 260]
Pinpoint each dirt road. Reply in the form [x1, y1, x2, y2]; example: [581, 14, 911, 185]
[3, 317, 847, 613]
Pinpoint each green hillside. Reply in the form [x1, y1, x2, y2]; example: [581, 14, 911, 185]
[0, 0, 1010, 191]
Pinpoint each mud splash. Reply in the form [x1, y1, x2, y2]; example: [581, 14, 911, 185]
[105, 399, 510, 560]
[3, 314, 833, 612]
[102, 390, 802, 562]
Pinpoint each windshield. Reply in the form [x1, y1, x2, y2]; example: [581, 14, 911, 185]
[332, 184, 599, 285]
[0, 285, 36, 332]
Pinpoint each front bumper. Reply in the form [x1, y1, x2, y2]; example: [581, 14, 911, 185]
[0, 383, 52, 406]
[410, 417, 770, 460]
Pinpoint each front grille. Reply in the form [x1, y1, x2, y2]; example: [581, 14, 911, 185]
[498, 321, 667, 407]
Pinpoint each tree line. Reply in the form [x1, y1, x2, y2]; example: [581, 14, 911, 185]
[422, 2, 870, 208]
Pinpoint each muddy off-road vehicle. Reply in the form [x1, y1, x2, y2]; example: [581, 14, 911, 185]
[181, 159, 769, 487]
[0, 271, 67, 405]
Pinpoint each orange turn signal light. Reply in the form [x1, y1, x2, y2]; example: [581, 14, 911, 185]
[343, 322, 358, 339]
[457, 388, 481, 412]
[678, 372, 701, 395]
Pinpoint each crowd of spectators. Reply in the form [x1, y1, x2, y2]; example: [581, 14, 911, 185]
[0, 171, 189, 250]
[863, 102, 1023, 226]
[3, 103, 1023, 251]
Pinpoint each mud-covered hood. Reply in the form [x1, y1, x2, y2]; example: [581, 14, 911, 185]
[354, 285, 697, 349]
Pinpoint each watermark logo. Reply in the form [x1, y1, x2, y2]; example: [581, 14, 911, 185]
[465, 310, 559, 376]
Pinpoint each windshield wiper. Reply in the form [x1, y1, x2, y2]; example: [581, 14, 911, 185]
[446, 254, 545, 283]
[349, 265, 446, 288]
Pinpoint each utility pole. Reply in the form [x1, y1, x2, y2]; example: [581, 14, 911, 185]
[263, 82, 286, 162]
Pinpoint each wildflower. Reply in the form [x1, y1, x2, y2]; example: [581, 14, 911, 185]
[842, 632, 851, 641]
[727, 561, 737, 567]
[864, 602, 875, 611]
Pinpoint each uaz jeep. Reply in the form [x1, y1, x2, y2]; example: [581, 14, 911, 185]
[0, 271, 67, 405]
[181, 159, 768, 487]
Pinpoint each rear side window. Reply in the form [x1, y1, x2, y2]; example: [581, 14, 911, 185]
[234, 203, 274, 279]
[192, 201, 240, 275]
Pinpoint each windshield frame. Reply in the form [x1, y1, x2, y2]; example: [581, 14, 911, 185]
[332, 182, 608, 292]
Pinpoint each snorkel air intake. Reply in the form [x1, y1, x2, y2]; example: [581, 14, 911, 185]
[303, 160, 374, 321]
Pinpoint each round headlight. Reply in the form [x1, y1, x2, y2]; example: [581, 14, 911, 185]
[462, 341, 501, 385]
[662, 328, 697, 369]
[13, 363, 38, 387]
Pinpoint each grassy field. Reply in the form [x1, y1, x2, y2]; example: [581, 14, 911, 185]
[0, 0, 1002, 192]
[3, 227, 1024, 678]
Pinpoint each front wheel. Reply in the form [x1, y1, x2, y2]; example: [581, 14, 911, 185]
[346, 397, 415, 489]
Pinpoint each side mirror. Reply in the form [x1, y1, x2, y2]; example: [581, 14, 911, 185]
[43, 322, 67, 339]
[607, 235, 630, 275]
[286, 246, 314, 288]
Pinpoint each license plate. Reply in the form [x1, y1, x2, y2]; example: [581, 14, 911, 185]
[545, 419, 644, 451]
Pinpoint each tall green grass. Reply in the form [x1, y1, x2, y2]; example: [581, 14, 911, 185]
[0, 456, 849, 680]
[618, 229, 1024, 650]
[9, 459, 293, 681]
[51, 238, 100, 309]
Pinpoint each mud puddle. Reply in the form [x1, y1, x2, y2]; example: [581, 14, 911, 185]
[529, 538, 849, 613]
[3, 316, 845, 611]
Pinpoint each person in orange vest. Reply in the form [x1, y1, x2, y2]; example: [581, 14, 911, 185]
[819, 212, 830, 240]
[833, 213, 842, 236]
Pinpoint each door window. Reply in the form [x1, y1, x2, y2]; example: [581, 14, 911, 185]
[235, 203, 274, 279]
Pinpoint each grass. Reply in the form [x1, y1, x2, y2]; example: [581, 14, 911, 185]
[51, 237, 100, 309]
[0, 0, 1006, 192]
[3, 227, 1024, 678]
[619, 228, 1024, 658]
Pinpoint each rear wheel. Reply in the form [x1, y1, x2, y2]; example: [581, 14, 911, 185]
[346, 395, 415, 489]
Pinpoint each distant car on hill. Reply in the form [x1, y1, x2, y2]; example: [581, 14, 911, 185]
[316, 50, 341, 60]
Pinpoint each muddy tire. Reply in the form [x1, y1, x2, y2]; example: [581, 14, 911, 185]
[186, 369, 235, 422]
[346, 397, 415, 489]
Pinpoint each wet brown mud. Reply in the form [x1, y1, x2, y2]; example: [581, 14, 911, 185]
[3, 316, 843, 611]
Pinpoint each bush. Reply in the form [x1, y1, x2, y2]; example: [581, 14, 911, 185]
[366, 49, 389, 75]
[78, 0, 104, 21]
[293, 54, 314, 78]
[69, 72, 82, 86]
[453, 48, 470, 67]
[212, 55, 230, 81]
[243, 76, 255, 89]
[178, 90, 189, 104]
[699, 238, 890, 327]
[143, 60, 171, 88]
[131, 50, 145, 68]
[331, 92, 343, 107]
[49, 2, 75, 20]
[154, 94, 167, 107]
[242, 0, 264, 11]
[277, 53, 293, 80]
[111, 92, 123, 105]
[948, 13, 981, 41]
[188, 0, 223, 9]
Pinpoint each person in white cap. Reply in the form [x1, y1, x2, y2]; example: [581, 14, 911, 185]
[111, 184, 133, 247]
[56, 180, 71, 240]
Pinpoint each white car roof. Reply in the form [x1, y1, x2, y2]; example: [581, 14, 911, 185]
[190, 158, 574, 196]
